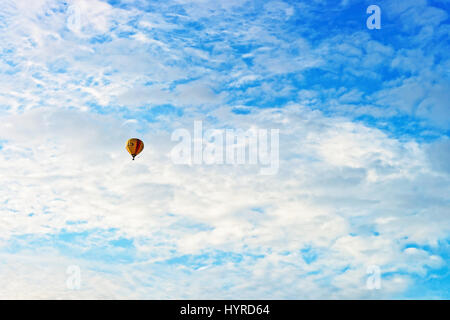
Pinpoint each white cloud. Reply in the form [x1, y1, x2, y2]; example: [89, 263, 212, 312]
[0, 102, 448, 298]
[0, 0, 448, 299]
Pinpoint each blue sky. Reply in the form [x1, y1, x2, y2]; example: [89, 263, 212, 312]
[0, 0, 449, 299]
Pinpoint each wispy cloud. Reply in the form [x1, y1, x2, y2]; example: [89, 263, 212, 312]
[0, 0, 448, 299]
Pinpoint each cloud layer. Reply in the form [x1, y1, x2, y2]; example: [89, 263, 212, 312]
[0, 0, 449, 299]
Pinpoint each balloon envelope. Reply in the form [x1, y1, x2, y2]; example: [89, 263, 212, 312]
[126, 138, 144, 160]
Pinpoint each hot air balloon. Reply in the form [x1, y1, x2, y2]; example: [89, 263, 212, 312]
[126, 138, 144, 160]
